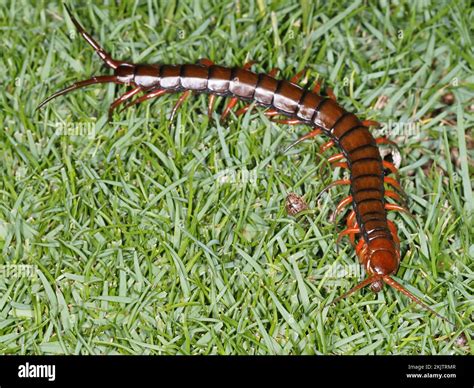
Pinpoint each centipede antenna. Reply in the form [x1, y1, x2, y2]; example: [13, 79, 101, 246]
[383, 276, 456, 327]
[330, 276, 377, 306]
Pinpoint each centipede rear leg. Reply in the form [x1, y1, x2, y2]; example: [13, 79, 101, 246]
[120, 88, 170, 112]
[108, 86, 143, 120]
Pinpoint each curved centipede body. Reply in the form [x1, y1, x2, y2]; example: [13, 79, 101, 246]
[37, 6, 457, 328]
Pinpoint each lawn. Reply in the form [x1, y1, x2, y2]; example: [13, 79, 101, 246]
[0, 0, 472, 354]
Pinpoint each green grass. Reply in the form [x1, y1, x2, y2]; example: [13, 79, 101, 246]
[0, 0, 473, 355]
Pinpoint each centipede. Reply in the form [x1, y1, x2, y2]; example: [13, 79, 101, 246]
[37, 6, 457, 329]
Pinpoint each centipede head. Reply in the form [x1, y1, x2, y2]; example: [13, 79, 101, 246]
[36, 5, 135, 110]
[332, 238, 455, 327]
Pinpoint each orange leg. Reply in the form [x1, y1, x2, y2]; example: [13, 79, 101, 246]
[355, 238, 365, 253]
[320, 140, 335, 153]
[362, 120, 381, 128]
[170, 90, 191, 122]
[355, 239, 367, 263]
[272, 118, 305, 125]
[268, 68, 279, 78]
[383, 160, 399, 175]
[385, 203, 414, 218]
[242, 61, 255, 70]
[221, 96, 239, 122]
[283, 128, 323, 153]
[384, 176, 402, 191]
[264, 109, 280, 117]
[108, 86, 142, 119]
[235, 104, 254, 117]
[346, 210, 357, 246]
[310, 77, 334, 100]
[387, 220, 400, 246]
[384, 177, 408, 201]
[326, 86, 336, 101]
[337, 227, 361, 244]
[385, 203, 409, 213]
[290, 68, 306, 84]
[328, 153, 345, 164]
[333, 161, 349, 169]
[331, 195, 353, 222]
[315, 179, 351, 201]
[120, 87, 169, 112]
[312, 80, 321, 94]
[376, 137, 397, 147]
[384, 190, 403, 203]
[208, 93, 217, 119]
[347, 209, 356, 227]
[198, 58, 214, 67]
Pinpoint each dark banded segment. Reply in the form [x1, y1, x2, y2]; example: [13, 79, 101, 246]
[350, 144, 380, 161]
[134, 64, 160, 88]
[353, 188, 383, 205]
[273, 80, 305, 113]
[159, 65, 181, 89]
[208, 65, 232, 94]
[229, 68, 259, 98]
[339, 127, 374, 153]
[254, 74, 279, 105]
[312, 98, 345, 129]
[296, 90, 323, 121]
[364, 219, 390, 235]
[367, 228, 392, 242]
[355, 199, 384, 217]
[331, 113, 359, 135]
[351, 174, 384, 195]
[349, 143, 376, 156]
[360, 211, 386, 223]
[180, 64, 208, 90]
[351, 159, 383, 178]
[351, 157, 382, 166]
